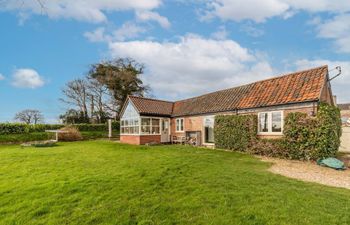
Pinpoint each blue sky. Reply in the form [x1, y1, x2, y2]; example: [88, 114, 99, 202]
[0, 0, 350, 123]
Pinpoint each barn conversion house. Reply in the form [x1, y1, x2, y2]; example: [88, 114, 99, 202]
[119, 66, 335, 146]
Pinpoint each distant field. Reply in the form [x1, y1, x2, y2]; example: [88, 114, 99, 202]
[0, 141, 349, 224]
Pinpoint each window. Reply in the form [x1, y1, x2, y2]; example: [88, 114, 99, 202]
[121, 118, 139, 134]
[259, 113, 269, 132]
[272, 112, 282, 132]
[258, 111, 283, 134]
[151, 118, 160, 134]
[176, 118, 184, 132]
[141, 118, 160, 135]
[120, 102, 140, 135]
[204, 116, 214, 143]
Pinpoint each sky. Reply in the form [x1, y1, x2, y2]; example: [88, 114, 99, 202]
[0, 0, 350, 123]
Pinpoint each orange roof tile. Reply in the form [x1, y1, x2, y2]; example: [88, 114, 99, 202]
[128, 96, 174, 116]
[127, 65, 328, 117]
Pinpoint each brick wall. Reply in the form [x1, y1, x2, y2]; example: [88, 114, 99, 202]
[140, 135, 161, 145]
[171, 116, 203, 135]
[171, 104, 316, 143]
[320, 81, 334, 105]
[120, 135, 140, 145]
[120, 135, 161, 145]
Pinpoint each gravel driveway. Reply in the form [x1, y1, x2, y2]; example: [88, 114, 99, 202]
[260, 157, 350, 190]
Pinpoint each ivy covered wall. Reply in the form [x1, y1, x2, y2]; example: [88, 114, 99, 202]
[214, 103, 342, 160]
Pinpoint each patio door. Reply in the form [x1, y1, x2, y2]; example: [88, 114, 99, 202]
[161, 119, 170, 143]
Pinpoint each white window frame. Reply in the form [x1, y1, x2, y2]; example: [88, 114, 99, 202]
[140, 117, 161, 135]
[120, 101, 140, 135]
[258, 111, 284, 135]
[120, 117, 140, 135]
[176, 118, 184, 132]
[203, 116, 215, 145]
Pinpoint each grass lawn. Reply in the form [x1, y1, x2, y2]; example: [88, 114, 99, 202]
[0, 141, 349, 225]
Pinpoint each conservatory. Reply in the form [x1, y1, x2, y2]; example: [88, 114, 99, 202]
[119, 100, 170, 145]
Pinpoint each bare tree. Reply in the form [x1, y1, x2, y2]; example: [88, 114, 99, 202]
[14, 109, 44, 124]
[87, 77, 111, 123]
[60, 79, 89, 119]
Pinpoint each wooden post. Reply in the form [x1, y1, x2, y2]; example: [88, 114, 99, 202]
[108, 119, 112, 139]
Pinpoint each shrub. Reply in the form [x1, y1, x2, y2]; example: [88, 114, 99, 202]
[0, 132, 54, 144]
[0, 123, 28, 135]
[111, 121, 120, 130]
[58, 126, 83, 142]
[0, 122, 120, 135]
[283, 103, 342, 160]
[315, 103, 342, 158]
[248, 139, 287, 158]
[214, 103, 342, 160]
[214, 115, 257, 151]
[283, 112, 319, 160]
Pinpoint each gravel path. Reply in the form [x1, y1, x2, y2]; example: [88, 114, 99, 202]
[260, 156, 350, 190]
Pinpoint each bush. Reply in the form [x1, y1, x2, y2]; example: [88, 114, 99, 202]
[111, 121, 120, 130]
[248, 139, 287, 158]
[58, 126, 83, 142]
[283, 103, 342, 160]
[315, 103, 342, 158]
[0, 121, 120, 135]
[0, 123, 28, 135]
[0, 132, 54, 144]
[214, 115, 257, 151]
[214, 103, 342, 160]
[283, 113, 319, 160]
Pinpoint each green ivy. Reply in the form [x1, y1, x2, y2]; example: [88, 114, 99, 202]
[214, 103, 342, 160]
[214, 115, 257, 151]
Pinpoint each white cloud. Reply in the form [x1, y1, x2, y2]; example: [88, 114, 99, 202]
[203, 0, 350, 23]
[1, 0, 162, 23]
[113, 22, 147, 41]
[108, 35, 274, 99]
[286, 0, 350, 13]
[11, 68, 45, 89]
[295, 59, 350, 103]
[0, 73, 5, 81]
[211, 26, 229, 40]
[203, 0, 290, 23]
[201, 0, 350, 52]
[136, 10, 171, 29]
[240, 23, 265, 37]
[315, 14, 350, 53]
[84, 22, 146, 43]
[84, 27, 109, 43]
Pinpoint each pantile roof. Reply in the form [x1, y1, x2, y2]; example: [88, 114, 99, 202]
[126, 65, 329, 117]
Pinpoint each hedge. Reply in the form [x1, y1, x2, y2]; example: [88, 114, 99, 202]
[0, 131, 120, 144]
[0, 132, 54, 144]
[282, 103, 342, 160]
[0, 122, 120, 135]
[214, 115, 257, 151]
[214, 103, 342, 160]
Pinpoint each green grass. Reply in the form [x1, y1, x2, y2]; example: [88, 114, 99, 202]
[0, 141, 349, 225]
